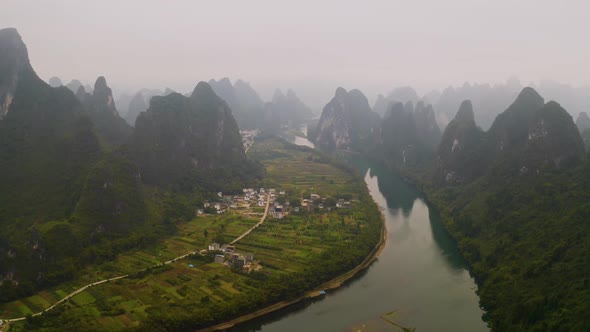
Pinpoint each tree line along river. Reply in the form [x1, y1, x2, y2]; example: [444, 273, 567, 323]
[229, 129, 489, 332]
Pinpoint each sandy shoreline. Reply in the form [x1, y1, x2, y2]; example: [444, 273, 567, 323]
[198, 211, 388, 332]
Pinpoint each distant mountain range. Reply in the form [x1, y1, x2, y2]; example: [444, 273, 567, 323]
[435, 87, 584, 184]
[263, 89, 314, 132]
[374, 78, 590, 131]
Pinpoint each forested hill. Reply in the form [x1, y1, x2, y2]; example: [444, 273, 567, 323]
[76, 76, 133, 147]
[369, 86, 590, 331]
[133, 82, 261, 191]
[0, 28, 260, 302]
[314, 87, 380, 151]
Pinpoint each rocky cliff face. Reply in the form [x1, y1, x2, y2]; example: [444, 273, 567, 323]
[0, 30, 260, 300]
[435, 88, 585, 184]
[133, 82, 252, 189]
[487, 87, 546, 154]
[80, 76, 133, 146]
[0, 28, 34, 120]
[315, 87, 380, 150]
[486, 87, 584, 173]
[435, 100, 487, 183]
[520, 101, 585, 170]
[379, 100, 441, 167]
[0, 28, 107, 292]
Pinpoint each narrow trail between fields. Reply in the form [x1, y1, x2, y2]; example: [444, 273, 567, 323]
[0, 192, 271, 324]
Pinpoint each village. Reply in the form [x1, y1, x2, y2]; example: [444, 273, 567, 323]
[240, 129, 259, 152]
[197, 186, 352, 273]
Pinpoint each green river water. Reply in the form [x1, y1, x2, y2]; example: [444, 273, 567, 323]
[230, 133, 488, 332]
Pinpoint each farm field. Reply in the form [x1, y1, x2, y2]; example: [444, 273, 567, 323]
[6, 137, 382, 331]
[0, 214, 258, 320]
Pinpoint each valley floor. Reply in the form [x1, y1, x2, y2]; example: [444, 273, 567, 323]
[2, 136, 383, 331]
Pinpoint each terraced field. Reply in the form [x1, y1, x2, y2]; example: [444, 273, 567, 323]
[5, 137, 380, 331]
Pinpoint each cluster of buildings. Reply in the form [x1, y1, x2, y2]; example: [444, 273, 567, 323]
[199, 190, 353, 274]
[298, 194, 351, 212]
[208, 243, 259, 273]
[197, 189, 265, 216]
[196, 187, 352, 218]
[197, 187, 290, 217]
[240, 129, 259, 151]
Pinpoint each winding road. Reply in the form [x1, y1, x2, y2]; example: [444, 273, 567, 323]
[0, 192, 271, 324]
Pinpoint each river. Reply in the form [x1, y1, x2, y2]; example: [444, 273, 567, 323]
[231, 130, 488, 331]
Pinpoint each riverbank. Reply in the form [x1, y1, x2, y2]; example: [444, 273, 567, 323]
[211, 155, 488, 332]
[5, 137, 386, 331]
[198, 212, 388, 332]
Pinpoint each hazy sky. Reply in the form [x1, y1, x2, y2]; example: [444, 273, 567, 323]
[2, 0, 589, 109]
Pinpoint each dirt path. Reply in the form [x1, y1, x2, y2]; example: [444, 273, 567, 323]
[244, 137, 255, 154]
[2, 274, 129, 323]
[1, 193, 273, 324]
[230, 194, 270, 245]
[1, 174, 382, 332]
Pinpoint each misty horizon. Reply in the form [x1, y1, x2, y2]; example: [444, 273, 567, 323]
[2, 2, 590, 330]
[2, 0, 589, 111]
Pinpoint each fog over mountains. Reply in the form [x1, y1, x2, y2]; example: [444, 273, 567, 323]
[2, 1, 590, 329]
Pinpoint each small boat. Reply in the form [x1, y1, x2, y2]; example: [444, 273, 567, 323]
[319, 290, 326, 295]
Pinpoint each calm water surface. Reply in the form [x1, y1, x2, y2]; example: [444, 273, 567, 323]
[279, 124, 315, 148]
[231, 136, 488, 332]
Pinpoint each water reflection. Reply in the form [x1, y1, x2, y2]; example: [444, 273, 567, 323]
[280, 125, 315, 149]
[350, 158, 416, 216]
[229, 140, 487, 332]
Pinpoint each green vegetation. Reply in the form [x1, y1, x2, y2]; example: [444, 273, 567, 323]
[0, 28, 262, 305]
[5, 137, 382, 331]
[422, 164, 590, 331]
[314, 87, 381, 151]
[78, 76, 133, 147]
[132, 83, 262, 192]
[385, 88, 590, 331]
